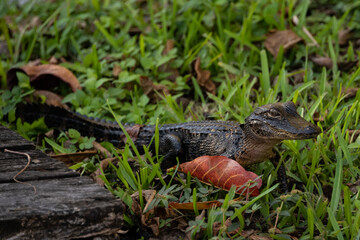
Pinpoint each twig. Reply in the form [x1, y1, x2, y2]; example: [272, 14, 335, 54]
[292, 16, 319, 47]
[4, 149, 37, 194]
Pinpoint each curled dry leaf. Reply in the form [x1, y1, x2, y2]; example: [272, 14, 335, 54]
[194, 57, 216, 94]
[7, 64, 81, 92]
[139, 76, 170, 101]
[172, 156, 262, 196]
[264, 29, 302, 58]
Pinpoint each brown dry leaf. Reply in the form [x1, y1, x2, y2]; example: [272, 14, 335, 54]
[50, 150, 97, 166]
[194, 57, 216, 94]
[120, 124, 143, 144]
[91, 157, 118, 186]
[168, 200, 222, 210]
[49, 56, 58, 64]
[92, 141, 112, 158]
[338, 29, 351, 45]
[163, 39, 175, 55]
[289, 69, 305, 85]
[212, 218, 233, 236]
[112, 64, 122, 77]
[313, 110, 328, 122]
[264, 29, 302, 58]
[342, 88, 359, 99]
[32, 90, 70, 110]
[348, 130, 360, 143]
[139, 76, 170, 101]
[159, 39, 179, 82]
[131, 190, 161, 236]
[186, 210, 206, 240]
[310, 56, 333, 69]
[7, 64, 81, 92]
[347, 179, 360, 194]
[338, 60, 358, 72]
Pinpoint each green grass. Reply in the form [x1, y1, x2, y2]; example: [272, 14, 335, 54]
[1, 0, 360, 238]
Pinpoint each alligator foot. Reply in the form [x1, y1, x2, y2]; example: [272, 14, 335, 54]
[270, 151, 288, 193]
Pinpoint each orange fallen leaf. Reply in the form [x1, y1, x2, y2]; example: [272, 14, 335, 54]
[264, 29, 302, 58]
[7, 64, 81, 92]
[172, 156, 262, 196]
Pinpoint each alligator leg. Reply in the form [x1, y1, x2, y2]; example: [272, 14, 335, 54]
[270, 151, 288, 193]
[159, 134, 183, 169]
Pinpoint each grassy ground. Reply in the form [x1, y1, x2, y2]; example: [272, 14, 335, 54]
[1, 0, 360, 239]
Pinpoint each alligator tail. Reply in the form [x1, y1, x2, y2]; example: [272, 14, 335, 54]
[16, 103, 125, 146]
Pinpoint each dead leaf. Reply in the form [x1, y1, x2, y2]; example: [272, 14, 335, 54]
[186, 210, 206, 240]
[194, 57, 216, 94]
[264, 29, 302, 58]
[347, 179, 360, 194]
[170, 156, 262, 197]
[313, 110, 328, 122]
[338, 29, 351, 45]
[32, 90, 70, 110]
[120, 124, 143, 144]
[348, 130, 360, 143]
[139, 76, 170, 101]
[338, 60, 358, 72]
[49, 56, 58, 64]
[168, 200, 222, 210]
[50, 150, 97, 166]
[342, 88, 359, 99]
[289, 69, 305, 85]
[131, 190, 161, 236]
[310, 56, 333, 69]
[159, 39, 179, 82]
[163, 39, 175, 56]
[91, 157, 118, 186]
[112, 64, 122, 77]
[92, 141, 112, 158]
[7, 64, 81, 92]
[212, 218, 233, 236]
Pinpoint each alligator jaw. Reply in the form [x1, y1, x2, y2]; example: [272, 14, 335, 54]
[245, 101, 321, 141]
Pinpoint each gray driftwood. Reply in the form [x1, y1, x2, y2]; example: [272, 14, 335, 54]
[0, 125, 124, 239]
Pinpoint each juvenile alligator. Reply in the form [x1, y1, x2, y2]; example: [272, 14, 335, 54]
[16, 101, 321, 169]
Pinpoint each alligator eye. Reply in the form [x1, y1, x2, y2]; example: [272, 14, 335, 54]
[267, 109, 281, 119]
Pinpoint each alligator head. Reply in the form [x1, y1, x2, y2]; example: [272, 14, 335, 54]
[245, 101, 321, 140]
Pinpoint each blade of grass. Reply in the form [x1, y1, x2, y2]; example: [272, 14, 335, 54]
[260, 50, 270, 96]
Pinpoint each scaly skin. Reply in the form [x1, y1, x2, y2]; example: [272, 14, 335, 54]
[16, 101, 321, 169]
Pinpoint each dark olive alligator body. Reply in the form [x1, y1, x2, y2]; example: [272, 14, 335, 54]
[16, 102, 321, 169]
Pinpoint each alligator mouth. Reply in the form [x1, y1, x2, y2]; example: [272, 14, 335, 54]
[269, 121, 321, 140]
